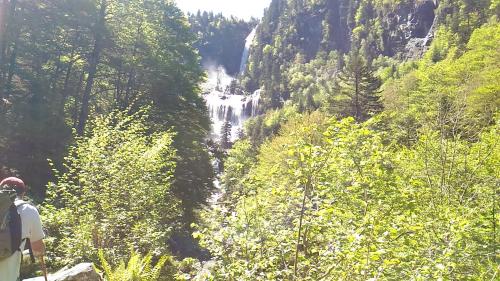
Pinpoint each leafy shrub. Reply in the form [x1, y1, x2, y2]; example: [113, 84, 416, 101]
[197, 114, 499, 280]
[99, 250, 170, 281]
[43, 110, 179, 266]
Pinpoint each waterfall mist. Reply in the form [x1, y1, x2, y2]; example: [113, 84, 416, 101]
[202, 27, 260, 143]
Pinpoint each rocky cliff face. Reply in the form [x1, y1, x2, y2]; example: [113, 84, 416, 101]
[251, 0, 439, 61]
[383, 0, 438, 58]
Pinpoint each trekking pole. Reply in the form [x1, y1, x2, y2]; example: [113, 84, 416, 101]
[40, 255, 49, 281]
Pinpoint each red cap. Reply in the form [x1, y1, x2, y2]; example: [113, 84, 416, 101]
[0, 177, 26, 192]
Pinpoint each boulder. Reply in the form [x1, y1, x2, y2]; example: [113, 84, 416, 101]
[404, 38, 427, 60]
[23, 263, 101, 281]
[193, 260, 216, 281]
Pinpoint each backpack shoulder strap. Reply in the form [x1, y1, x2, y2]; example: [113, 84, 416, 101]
[7, 204, 22, 255]
[14, 201, 36, 263]
[24, 238, 35, 263]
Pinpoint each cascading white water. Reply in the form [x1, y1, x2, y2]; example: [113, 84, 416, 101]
[203, 27, 260, 143]
[205, 90, 261, 141]
[203, 67, 261, 141]
[249, 89, 261, 117]
[203, 65, 260, 203]
[203, 29, 259, 203]
[239, 27, 257, 75]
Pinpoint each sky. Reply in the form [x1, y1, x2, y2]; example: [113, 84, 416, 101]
[175, 0, 272, 20]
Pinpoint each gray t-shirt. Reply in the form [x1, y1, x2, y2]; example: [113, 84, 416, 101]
[0, 200, 45, 281]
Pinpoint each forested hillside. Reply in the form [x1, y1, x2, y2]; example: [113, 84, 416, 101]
[242, 0, 496, 109]
[188, 12, 257, 75]
[0, 0, 214, 213]
[194, 0, 500, 280]
[197, 23, 500, 279]
[0, 0, 498, 280]
[0, 0, 214, 277]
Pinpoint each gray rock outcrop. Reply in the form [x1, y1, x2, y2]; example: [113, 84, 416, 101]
[383, 0, 438, 58]
[193, 260, 216, 281]
[23, 263, 101, 281]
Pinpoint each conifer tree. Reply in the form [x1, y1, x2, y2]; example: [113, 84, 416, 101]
[338, 48, 382, 121]
[220, 120, 233, 149]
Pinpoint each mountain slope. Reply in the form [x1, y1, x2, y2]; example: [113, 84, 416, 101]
[196, 21, 500, 280]
[188, 12, 256, 75]
[242, 0, 496, 109]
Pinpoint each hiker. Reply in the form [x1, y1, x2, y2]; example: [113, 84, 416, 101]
[0, 177, 45, 281]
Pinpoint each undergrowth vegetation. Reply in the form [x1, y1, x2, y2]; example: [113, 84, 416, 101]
[195, 23, 500, 280]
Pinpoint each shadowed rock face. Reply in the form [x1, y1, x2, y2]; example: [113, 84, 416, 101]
[403, 0, 439, 59]
[411, 0, 437, 38]
[382, 0, 437, 57]
[23, 263, 101, 281]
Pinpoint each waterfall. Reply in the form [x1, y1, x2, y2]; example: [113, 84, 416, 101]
[203, 27, 261, 143]
[202, 66, 261, 142]
[239, 27, 257, 75]
[248, 89, 261, 117]
[203, 28, 261, 203]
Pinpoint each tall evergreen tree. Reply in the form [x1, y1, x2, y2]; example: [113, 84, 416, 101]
[220, 120, 233, 149]
[338, 48, 382, 121]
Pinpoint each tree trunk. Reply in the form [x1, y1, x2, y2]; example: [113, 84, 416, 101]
[122, 23, 142, 109]
[354, 71, 360, 121]
[77, 0, 107, 136]
[0, 0, 8, 74]
[73, 70, 85, 128]
[0, 0, 17, 99]
[60, 32, 81, 113]
[5, 39, 17, 95]
[59, 60, 74, 113]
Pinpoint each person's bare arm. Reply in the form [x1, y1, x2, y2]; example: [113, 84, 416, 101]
[31, 239, 45, 257]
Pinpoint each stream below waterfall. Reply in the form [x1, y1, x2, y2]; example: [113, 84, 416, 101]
[202, 27, 259, 203]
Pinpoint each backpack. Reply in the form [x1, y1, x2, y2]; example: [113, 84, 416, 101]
[0, 189, 23, 261]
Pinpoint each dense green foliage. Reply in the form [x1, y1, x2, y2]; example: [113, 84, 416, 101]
[1, 0, 498, 279]
[199, 114, 498, 279]
[242, 0, 498, 110]
[99, 250, 171, 281]
[0, 0, 214, 218]
[0, 0, 216, 274]
[196, 21, 500, 279]
[383, 22, 500, 142]
[43, 111, 179, 265]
